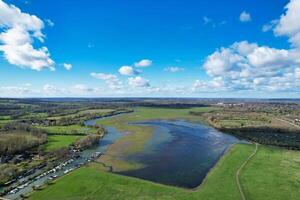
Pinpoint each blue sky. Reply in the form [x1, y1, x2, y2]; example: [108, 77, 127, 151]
[0, 0, 299, 98]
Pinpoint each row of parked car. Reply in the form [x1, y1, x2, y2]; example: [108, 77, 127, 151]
[7, 159, 75, 195]
[6, 151, 103, 196]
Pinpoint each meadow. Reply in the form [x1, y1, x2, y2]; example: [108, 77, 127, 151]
[44, 135, 84, 151]
[46, 108, 115, 120]
[38, 125, 96, 135]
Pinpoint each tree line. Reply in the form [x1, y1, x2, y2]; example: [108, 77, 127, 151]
[0, 122, 47, 155]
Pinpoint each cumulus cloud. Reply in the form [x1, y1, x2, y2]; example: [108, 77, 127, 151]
[90, 72, 122, 89]
[274, 0, 300, 47]
[128, 76, 150, 87]
[134, 59, 152, 67]
[199, 0, 300, 94]
[63, 63, 72, 70]
[0, 0, 54, 71]
[247, 47, 292, 68]
[239, 11, 251, 22]
[202, 40, 300, 92]
[118, 65, 137, 76]
[164, 67, 185, 72]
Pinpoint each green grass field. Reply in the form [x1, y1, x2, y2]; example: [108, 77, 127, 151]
[38, 125, 96, 135]
[44, 135, 83, 151]
[28, 144, 300, 200]
[241, 145, 300, 200]
[47, 108, 115, 120]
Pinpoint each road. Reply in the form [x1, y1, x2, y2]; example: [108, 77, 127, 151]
[236, 143, 258, 200]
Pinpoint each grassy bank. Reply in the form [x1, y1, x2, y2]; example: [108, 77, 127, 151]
[28, 144, 300, 200]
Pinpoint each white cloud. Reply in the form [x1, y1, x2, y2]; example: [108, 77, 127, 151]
[118, 65, 137, 76]
[90, 72, 123, 89]
[0, 86, 32, 96]
[128, 76, 150, 87]
[90, 72, 118, 81]
[45, 19, 54, 27]
[43, 84, 65, 95]
[247, 47, 292, 68]
[239, 11, 251, 22]
[134, 59, 152, 67]
[231, 40, 258, 56]
[164, 67, 184, 72]
[274, 0, 300, 47]
[63, 63, 72, 70]
[192, 77, 226, 92]
[0, 0, 54, 71]
[70, 84, 94, 94]
[203, 45, 244, 77]
[202, 40, 300, 92]
[1, 84, 97, 97]
[73, 84, 90, 90]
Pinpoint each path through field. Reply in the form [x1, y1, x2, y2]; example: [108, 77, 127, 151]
[274, 118, 300, 129]
[236, 143, 258, 200]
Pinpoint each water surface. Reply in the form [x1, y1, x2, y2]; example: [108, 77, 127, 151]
[119, 120, 239, 188]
